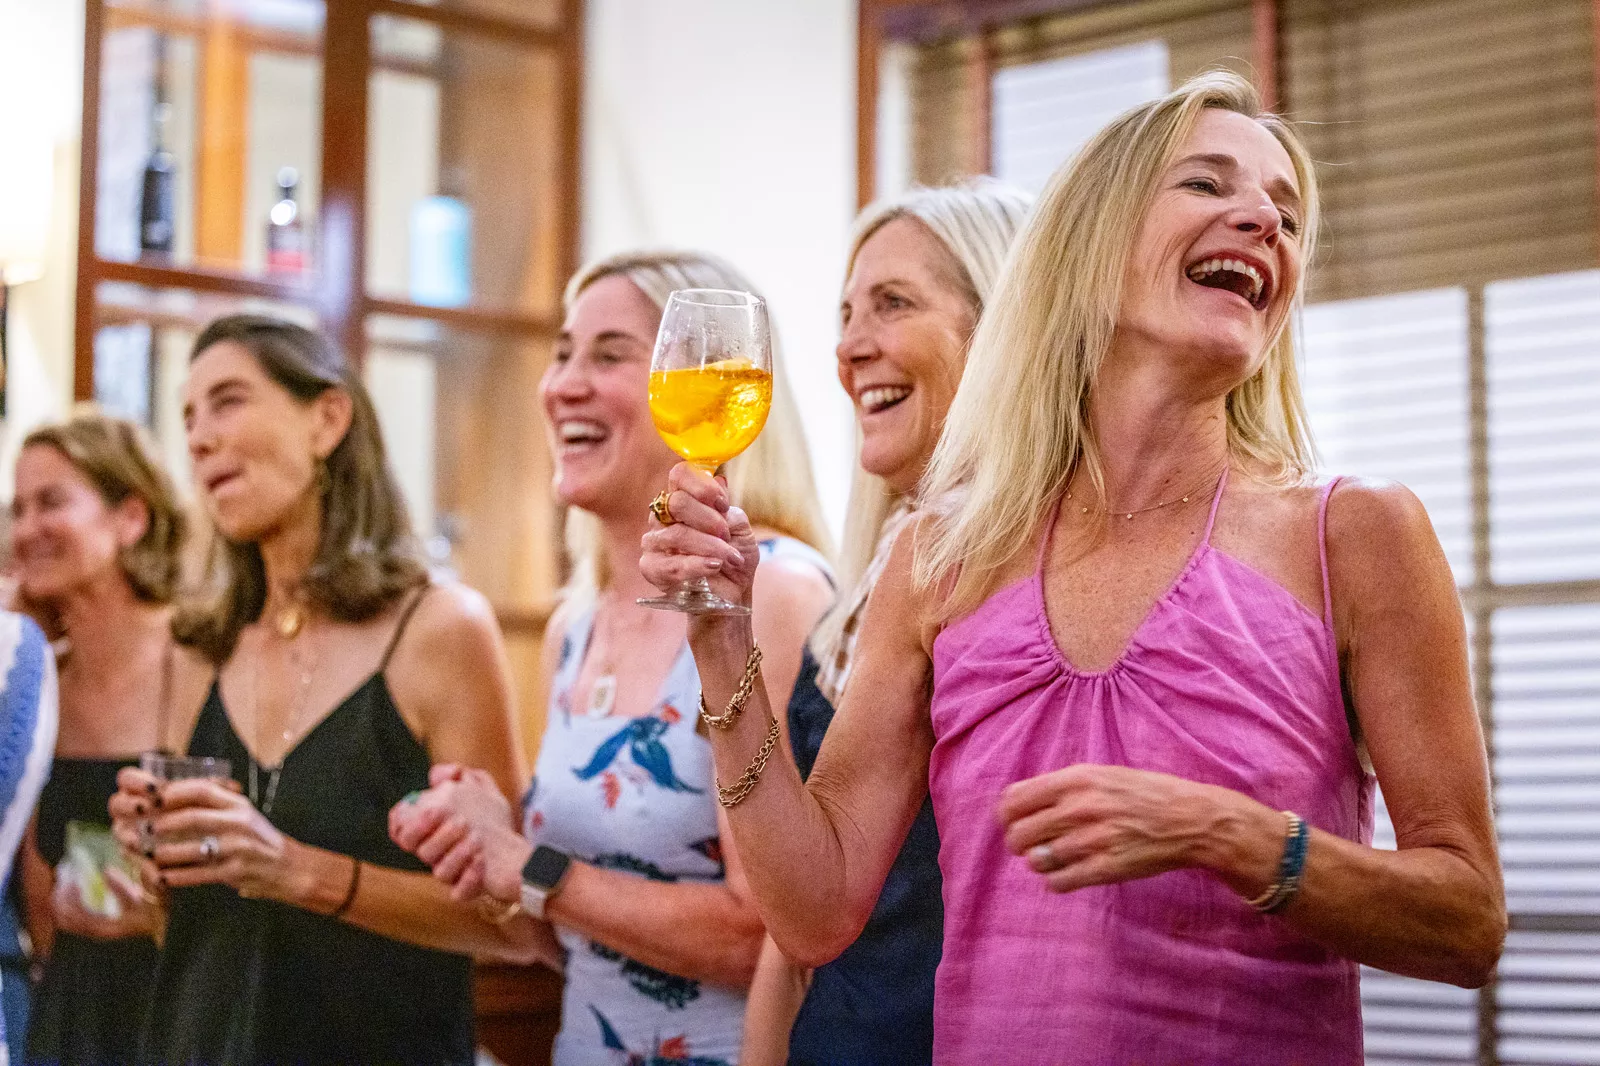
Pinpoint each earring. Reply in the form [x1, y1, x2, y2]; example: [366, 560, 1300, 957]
[315, 457, 332, 496]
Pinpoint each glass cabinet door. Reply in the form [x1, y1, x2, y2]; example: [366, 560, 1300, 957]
[97, 0, 326, 284]
[366, 11, 566, 321]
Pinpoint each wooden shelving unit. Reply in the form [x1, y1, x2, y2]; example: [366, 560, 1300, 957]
[74, 2, 578, 1060]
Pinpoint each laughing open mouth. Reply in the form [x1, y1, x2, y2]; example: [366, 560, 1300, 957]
[558, 420, 609, 448]
[1186, 257, 1270, 310]
[859, 386, 912, 414]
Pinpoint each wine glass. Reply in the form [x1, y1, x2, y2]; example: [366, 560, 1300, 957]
[638, 288, 774, 615]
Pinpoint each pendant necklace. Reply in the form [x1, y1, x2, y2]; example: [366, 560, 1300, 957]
[273, 586, 308, 639]
[274, 602, 306, 640]
[585, 596, 618, 719]
[248, 615, 320, 817]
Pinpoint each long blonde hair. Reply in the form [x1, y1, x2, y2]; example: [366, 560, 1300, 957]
[560, 250, 832, 605]
[916, 70, 1322, 623]
[814, 179, 1032, 659]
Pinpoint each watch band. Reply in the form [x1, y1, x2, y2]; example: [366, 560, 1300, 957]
[519, 845, 572, 920]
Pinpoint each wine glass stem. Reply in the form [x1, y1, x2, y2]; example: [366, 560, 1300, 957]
[684, 463, 722, 602]
[690, 462, 722, 595]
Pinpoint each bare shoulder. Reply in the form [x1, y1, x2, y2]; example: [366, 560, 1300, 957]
[752, 549, 836, 618]
[1323, 476, 1456, 628]
[1324, 476, 1441, 560]
[397, 580, 504, 670]
[870, 513, 944, 655]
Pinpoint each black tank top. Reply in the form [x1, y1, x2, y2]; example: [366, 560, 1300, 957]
[785, 647, 943, 1066]
[142, 587, 475, 1066]
[30, 758, 161, 1066]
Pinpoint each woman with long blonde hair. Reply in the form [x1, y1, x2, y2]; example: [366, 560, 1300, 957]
[743, 180, 1030, 1066]
[642, 71, 1504, 1062]
[392, 250, 835, 1066]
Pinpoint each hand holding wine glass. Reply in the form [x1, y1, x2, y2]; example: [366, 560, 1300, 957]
[641, 463, 762, 612]
[639, 288, 773, 615]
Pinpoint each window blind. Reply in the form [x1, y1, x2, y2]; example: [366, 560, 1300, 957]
[1483, 272, 1600, 1064]
[1494, 605, 1600, 1066]
[1282, 0, 1598, 303]
[907, 0, 1255, 186]
[1299, 288, 1473, 581]
[991, 39, 1169, 193]
[1486, 271, 1600, 586]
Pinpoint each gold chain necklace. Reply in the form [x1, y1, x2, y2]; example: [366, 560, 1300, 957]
[248, 618, 320, 817]
[1067, 469, 1225, 521]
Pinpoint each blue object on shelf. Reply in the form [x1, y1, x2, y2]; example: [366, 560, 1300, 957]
[409, 195, 472, 308]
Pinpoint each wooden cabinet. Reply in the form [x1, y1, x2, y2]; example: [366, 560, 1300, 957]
[74, 2, 579, 1060]
[74, 0, 575, 773]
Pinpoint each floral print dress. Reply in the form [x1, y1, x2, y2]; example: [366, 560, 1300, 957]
[527, 538, 830, 1066]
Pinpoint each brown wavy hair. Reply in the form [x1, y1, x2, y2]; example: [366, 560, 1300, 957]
[21, 409, 188, 606]
[173, 315, 425, 662]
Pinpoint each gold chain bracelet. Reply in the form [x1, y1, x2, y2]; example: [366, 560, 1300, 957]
[716, 716, 780, 808]
[699, 645, 764, 731]
[476, 893, 524, 926]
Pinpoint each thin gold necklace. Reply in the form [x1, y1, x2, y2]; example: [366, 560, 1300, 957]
[248, 618, 320, 817]
[1067, 469, 1225, 521]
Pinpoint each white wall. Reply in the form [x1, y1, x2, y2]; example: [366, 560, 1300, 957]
[583, 0, 859, 537]
[0, 0, 86, 473]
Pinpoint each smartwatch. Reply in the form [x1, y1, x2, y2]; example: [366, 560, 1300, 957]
[518, 845, 573, 920]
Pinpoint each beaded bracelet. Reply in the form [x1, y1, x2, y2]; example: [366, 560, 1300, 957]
[1245, 811, 1310, 914]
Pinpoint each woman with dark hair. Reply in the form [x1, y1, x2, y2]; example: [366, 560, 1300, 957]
[107, 315, 552, 1065]
[10, 411, 190, 1066]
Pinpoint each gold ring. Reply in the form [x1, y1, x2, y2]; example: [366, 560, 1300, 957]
[649, 490, 675, 526]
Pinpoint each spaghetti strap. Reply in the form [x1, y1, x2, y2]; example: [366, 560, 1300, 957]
[1317, 477, 1345, 627]
[378, 583, 432, 672]
[1200, 466, 1231, 545]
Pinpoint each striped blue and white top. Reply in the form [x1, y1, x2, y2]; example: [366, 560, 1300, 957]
[0, 613, 59, 1064]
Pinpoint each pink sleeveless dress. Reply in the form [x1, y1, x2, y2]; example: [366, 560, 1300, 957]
[928, 473, 1374, 1065]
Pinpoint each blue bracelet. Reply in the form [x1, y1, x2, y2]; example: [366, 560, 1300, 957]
[1246, 811, 1310, 914]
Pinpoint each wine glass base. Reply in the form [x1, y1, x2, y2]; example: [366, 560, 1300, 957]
[636, 590, 752, 616]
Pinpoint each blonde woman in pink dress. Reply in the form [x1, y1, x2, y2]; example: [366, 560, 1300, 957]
[641, 71, 1505, 1064]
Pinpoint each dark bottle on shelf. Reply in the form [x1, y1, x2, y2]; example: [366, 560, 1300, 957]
[266, 167, 308, 276]
[139, 105, 176, 258]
